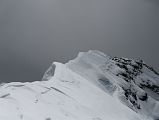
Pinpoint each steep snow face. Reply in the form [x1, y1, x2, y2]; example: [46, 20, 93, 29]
[0, 50, 158, 120]
[66, 50, 159, 120]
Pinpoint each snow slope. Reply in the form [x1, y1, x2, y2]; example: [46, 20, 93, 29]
[0, 50, 159, 120]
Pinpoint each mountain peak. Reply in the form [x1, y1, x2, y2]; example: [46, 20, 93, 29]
[65, 50, 159, 119]
[0, 50, 159, 120]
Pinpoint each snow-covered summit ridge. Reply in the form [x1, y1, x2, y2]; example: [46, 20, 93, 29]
[43, 50, 159, 119]
[0, 50, 159, 120]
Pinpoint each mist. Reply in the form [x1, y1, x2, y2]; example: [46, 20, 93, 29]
[0, 0, 158, 82]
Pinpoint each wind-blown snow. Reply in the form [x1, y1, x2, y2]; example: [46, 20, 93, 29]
[0, 50, 159, 120]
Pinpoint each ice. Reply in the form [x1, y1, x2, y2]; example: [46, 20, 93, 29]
[0, 50, 158, 120]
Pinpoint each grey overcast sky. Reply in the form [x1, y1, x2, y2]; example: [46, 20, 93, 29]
[0, 0, 159, 82]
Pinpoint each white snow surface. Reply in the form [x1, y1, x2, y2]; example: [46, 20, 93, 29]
[0, 50, 159, 120]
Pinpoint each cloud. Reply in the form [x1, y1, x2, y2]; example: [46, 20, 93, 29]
[0, 0, 158, 82]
